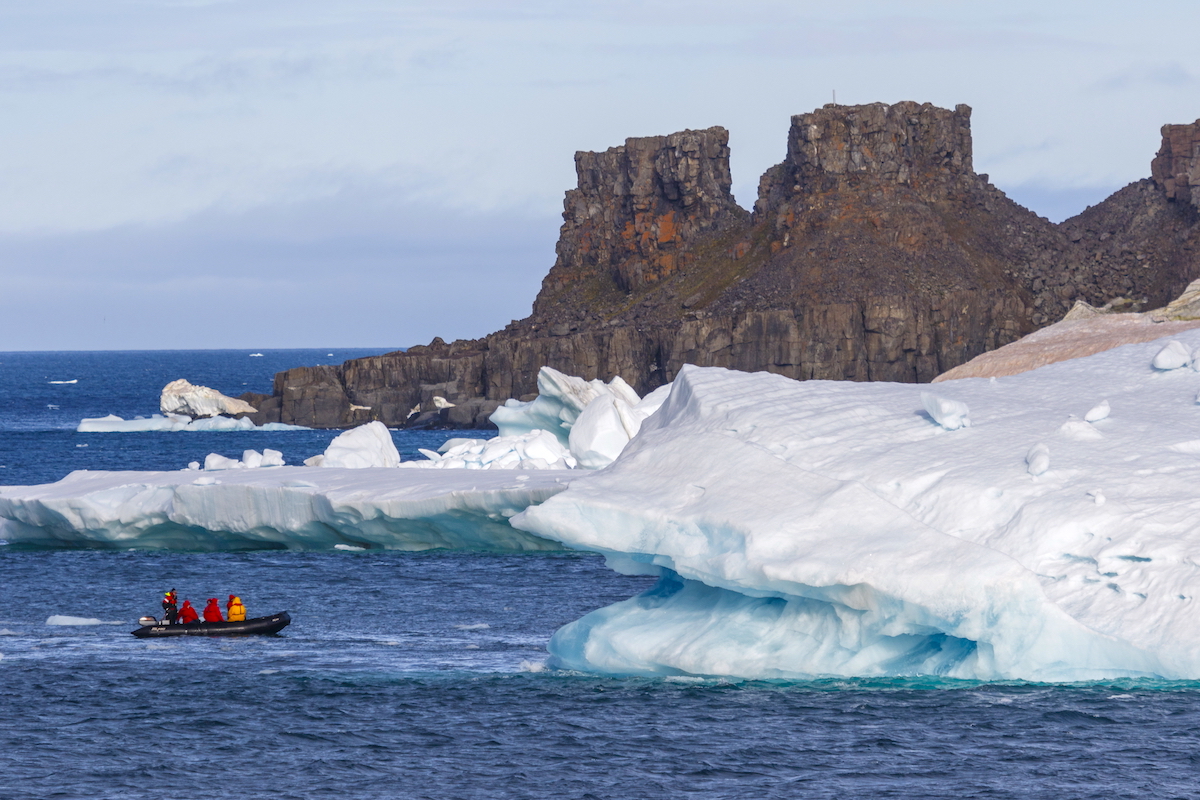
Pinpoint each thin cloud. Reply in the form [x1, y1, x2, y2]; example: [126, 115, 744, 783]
[1091, 62, 1198, 92]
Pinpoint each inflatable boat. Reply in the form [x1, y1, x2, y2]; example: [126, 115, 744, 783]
[131, 611, 291, 638]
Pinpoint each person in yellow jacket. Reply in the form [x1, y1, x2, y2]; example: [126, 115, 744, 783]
[226, 594, 246, 622]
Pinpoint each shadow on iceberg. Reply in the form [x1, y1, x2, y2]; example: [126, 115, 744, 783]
[549, 570, 986, 680]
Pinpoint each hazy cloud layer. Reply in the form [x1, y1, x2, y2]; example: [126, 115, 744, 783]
[0, 189, 559, 350]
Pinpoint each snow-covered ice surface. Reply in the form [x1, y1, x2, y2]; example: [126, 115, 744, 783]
[0, 467, 575, 551]
[514, 330, 1200, 682]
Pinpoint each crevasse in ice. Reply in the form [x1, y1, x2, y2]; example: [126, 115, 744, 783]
[512, 330, 1200, 681]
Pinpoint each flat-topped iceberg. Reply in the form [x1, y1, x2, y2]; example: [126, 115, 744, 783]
[514, 330, 1200, 682]
[0, 467, 573, 551]
[77, 414, 305, 433]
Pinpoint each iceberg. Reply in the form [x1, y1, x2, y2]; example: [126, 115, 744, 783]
[513, 331, 1200, 681]
[491, 368, 640, 444]
[319, 421, 400, 469]
[488, 368, 668, 470]
[160, 378, 257, 418]
[0, 466, 574, 551]
[293, 368, 665, 473]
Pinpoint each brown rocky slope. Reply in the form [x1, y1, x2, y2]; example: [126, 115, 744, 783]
[243, 103, 1200, 429]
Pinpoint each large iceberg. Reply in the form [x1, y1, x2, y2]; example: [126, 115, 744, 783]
[513, 331, 1200, 682]
[0, 467, 573, 551]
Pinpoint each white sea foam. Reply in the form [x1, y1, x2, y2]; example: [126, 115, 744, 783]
[454, 623, 491, 631]
[46, 615, 123, 626]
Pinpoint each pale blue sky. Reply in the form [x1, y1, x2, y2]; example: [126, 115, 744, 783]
[2, 0, 1198, 350]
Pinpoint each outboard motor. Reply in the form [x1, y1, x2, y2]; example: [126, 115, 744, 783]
[138, 616, 159, 627]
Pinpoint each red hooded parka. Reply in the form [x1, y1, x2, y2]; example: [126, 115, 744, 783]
[178, 600, 200, 624]
[203, 598, 224, 623]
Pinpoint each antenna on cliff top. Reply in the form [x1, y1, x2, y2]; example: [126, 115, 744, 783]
[832, 89, 836, 105]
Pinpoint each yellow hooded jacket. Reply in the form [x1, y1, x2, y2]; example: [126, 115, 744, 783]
[227, 596, 246, 622]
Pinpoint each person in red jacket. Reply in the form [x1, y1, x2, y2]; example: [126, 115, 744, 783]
[178, 600, 200, 624]
[203, 598, 224, 623]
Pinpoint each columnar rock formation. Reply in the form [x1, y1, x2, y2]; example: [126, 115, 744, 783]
[243, 105, 1200, 429]
[539, 127, 747, 297]
[1152, 120, 1200, 208]
[1060, 117, 1200, 312]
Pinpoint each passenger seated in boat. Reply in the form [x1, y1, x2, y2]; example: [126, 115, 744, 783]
[203, 598, 224, 623]
[178, 600, 200, 624]
[162, 590, 178, 624]
[226, 595, 246, 622]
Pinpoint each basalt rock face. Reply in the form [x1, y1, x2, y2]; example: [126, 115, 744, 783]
[536, 127, 748, 303]
[1059, 118, 1200, 313]
[1152, 119, 1200, 209]
[254, 103, 1200, 429]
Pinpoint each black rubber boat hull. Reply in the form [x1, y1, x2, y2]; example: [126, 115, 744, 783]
[131, 611, 291, 638]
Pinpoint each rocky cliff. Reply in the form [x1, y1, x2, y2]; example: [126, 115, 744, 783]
[1060, 118, 1200, 311]
[244, 105, 1200, 429]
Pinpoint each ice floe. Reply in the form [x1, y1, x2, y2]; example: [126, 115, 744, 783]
[77, 414, 306, 433]
[0, 466, 573, 551]
[201, 449, 286, 471]
[512, 329, 1200, 682]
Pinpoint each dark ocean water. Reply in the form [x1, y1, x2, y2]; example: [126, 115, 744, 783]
[2, 351, 1200, 799]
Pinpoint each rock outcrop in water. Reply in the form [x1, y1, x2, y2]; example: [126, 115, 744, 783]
[243, 105, 1200, 429]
